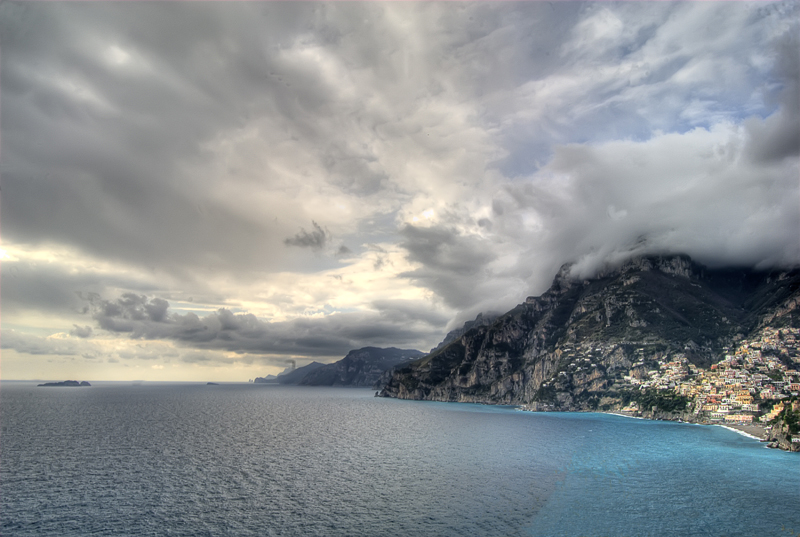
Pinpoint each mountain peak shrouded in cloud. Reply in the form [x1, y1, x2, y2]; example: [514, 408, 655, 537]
[1, 1, 798, 381]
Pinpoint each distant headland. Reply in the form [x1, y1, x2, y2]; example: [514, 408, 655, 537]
[37, 380, 91, 387]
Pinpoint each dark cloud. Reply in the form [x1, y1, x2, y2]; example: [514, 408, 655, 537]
[400, 225, 494, 277]
[284, 222, 329, 250]
[70, 325, 93, 338]
[398, 224, 517, 309]
[86, 293, 442, 357]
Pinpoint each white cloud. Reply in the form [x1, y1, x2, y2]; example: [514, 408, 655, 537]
[503, 120, 798, 284]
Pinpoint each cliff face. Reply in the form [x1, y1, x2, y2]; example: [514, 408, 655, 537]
[379, 255, 800, 410]
[299, 347, 424, 387]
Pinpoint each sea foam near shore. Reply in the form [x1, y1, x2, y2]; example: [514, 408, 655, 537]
[604, 411, 645, 420]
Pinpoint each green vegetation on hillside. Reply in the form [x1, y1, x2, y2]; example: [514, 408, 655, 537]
[618, 388, 690, 414]
[775, 398, 799, 435]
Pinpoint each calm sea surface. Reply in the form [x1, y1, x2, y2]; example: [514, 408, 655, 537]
[1, 382, 798, 537]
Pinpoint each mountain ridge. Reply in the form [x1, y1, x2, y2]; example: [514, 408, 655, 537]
[252, 347, 423, 387]
[300, 347, 424, 387]
[379, 255, 800, 413]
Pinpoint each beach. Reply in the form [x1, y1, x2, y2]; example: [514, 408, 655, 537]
[718, 423, 767, 440]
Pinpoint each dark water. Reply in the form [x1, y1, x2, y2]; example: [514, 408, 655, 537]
[1, 383, 798, 537]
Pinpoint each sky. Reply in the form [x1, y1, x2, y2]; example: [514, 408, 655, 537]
[1, 1, 798, 382]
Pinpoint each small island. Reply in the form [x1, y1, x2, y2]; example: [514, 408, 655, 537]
[37, 380, 91, 387]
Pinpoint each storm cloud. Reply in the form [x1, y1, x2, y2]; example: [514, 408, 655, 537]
[1, 1, 797, 379]
[85, 294, 446, 358]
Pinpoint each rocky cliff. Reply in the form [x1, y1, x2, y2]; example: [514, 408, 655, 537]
[379, 255, 800, 411]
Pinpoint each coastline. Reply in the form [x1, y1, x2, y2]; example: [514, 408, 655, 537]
[448, 401, 797, 452]
[603, 411, 646, 420]
[581, 410, 773, 443]
[604, 411, 767, 440]
[718, 423, 767, 441]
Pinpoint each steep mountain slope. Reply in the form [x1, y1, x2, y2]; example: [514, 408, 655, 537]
[379, 255, 800, 409]
[274, 362, 326, 385]
[299, 347, 424, 387]
[429, 312, 500, 353]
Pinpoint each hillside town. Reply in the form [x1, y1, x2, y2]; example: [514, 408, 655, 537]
[619, 327, 800, 447]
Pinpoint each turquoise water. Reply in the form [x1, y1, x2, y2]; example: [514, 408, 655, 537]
[523, 412, 797, 537]
[1, 382, 798, 536]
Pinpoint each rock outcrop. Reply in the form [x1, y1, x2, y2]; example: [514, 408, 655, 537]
[765, 399, 800, 452]
[253, 374, 278, 383]
[38, 380, 91, 387]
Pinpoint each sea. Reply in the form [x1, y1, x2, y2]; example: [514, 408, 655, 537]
[1, 382, 798, 537]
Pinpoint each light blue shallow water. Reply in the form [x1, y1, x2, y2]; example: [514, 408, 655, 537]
[1, 382, 798, 536]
